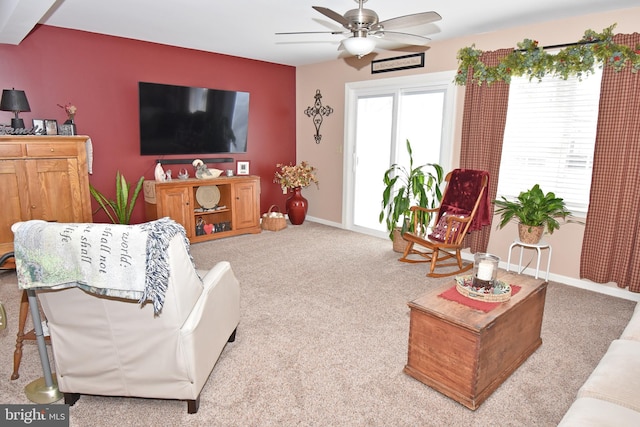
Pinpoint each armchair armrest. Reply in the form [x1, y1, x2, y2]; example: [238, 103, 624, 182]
[409, 206, 439, 214]
[407, 206, 440, 235]
[180, 261, 240, 394]
[183, 261, 240, 333]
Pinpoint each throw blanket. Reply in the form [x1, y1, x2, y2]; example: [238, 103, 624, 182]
[13, 217, 192, 314]
[439, 169, 491, 232]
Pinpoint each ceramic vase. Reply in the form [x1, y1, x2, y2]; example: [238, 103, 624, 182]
[286, 187, 308, 225]
[63, 118, 77, 135]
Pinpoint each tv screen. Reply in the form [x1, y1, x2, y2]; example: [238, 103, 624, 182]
[139, 81, 250, 155]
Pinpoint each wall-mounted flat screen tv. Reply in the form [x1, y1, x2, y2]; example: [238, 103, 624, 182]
[139, 81, 250, 155]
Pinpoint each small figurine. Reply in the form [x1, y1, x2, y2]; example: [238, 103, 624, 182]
[195, 218, 205, 236]
[192, 159, 223, 179]
[192, 159, 208, 178]
[154, 163, 166, 182]
[178, 168, 189, 179]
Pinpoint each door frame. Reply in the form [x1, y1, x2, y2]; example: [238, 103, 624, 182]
[342, 71, 458, 237]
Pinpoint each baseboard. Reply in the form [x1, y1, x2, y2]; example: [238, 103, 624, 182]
[460, 252, 640, 302]
[304, 216, 344, 230]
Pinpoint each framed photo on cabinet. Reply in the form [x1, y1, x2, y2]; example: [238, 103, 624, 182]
[32, 119, 45, 135]
[59, 123, 76, 135]
[236, 161, 250, 175]
[44, 119, 58, 135]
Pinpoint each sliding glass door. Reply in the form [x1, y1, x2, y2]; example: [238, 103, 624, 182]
[343, 72, 456, 238]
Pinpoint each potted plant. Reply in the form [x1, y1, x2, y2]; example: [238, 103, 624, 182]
[493, 184, 570, 244]
[90, 171, 145, 224]
[379, 139, 443, 252]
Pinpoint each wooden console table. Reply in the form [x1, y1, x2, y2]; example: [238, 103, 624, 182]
[144, 175, 261, 242]
[404, 271, 547, 410]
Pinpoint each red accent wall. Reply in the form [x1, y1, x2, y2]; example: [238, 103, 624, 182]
[0, 25, 296, 223]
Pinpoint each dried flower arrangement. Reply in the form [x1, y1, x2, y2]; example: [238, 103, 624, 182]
[274, 161, 319, 191]
[58, 102, 77, 120]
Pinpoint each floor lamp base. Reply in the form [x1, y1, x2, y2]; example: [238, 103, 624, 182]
[24, 374, 63, 404]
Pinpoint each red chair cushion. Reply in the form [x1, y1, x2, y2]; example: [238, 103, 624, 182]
[428, 212, 469, 243]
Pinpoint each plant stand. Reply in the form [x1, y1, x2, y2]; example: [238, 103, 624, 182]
[506, 239, 552, 281]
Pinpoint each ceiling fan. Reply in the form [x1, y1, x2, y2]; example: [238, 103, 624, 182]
[276, 0, 442, 59]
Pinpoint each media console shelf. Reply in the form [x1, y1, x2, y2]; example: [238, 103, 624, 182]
[143, 175, 261, 242]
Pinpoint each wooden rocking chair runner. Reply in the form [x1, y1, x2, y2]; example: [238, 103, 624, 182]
[399, 169, 490, 277]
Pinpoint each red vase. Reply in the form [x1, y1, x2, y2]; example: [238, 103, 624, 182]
[286, 187, 308, 225]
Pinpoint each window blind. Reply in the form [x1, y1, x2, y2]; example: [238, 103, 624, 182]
[497, 67, 603, 216]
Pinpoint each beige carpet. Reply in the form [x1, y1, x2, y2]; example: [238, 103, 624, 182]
[0, 221, 636, 426]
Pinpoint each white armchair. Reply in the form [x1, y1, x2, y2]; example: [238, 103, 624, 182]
[13, 219, 240, 413]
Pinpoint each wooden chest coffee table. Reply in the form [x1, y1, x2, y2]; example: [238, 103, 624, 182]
[404, 271, 547, 410]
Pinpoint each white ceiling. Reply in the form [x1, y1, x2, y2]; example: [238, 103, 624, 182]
[1, 0, 638, 67]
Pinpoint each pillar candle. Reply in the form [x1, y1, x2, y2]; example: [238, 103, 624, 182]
[477, 260, 494, 281]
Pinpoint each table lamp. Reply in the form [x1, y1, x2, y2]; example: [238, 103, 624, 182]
[1, 88, 31, 129]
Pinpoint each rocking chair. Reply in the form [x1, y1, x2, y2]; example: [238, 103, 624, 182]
[399, 169, 490, 277]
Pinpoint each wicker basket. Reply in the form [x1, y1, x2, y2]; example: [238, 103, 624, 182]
[261, 205, 287, 231]
[392, 228, 409, 253]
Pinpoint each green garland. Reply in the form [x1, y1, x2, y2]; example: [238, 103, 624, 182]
[455, 25, 640, 85]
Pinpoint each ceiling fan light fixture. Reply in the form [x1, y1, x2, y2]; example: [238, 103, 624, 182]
[343, 36, 376, 58]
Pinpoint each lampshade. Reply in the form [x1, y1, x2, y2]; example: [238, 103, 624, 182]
[343, 36, 376, 58]
[1, 88, 31, 129]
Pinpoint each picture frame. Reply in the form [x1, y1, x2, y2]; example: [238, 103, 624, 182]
[44, 119, 58, 135]
[236, 161, 250, 175]
[59, 123, 76, 136]
[371, 53, 425, 74]
[32, 119, 45, 135]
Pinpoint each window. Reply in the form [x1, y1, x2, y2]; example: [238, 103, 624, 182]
[497, 67, 603, 216]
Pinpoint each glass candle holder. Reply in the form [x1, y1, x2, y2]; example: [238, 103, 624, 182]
[473, 253, 500, 290]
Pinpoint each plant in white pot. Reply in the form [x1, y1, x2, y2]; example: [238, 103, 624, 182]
[379, 139, 443, 252]
[493, 184, 570, 244]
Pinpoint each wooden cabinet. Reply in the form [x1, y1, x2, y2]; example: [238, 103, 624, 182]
[144, 175, 261, 242]
[0, 136, 93, 256]
[1, 136, 93, 381]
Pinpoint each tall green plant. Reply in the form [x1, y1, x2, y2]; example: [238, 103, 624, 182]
[493, 184, 570, 234]
[379, 139, 444, 240]
[90, 171, 145, 224]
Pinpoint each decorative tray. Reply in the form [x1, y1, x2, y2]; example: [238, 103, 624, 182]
[455, 275, 512, 302]
[195, 185, 220, 209]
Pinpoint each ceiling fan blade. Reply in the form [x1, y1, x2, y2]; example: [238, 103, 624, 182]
[373, 31, 431, 46]
[376, 11, 441, 31]
[312, 6, 350, 28]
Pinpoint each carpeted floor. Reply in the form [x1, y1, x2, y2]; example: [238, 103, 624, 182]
[0, 221, 636, 426]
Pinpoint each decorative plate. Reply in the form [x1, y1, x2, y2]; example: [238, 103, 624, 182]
[455, 275, 512, 302]
[195, 185, 220, 209]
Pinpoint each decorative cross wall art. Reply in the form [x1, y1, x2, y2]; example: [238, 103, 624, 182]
[304, 89, 333, 144]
